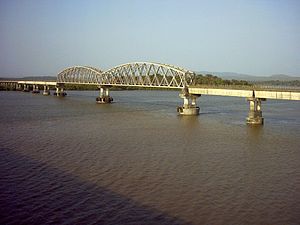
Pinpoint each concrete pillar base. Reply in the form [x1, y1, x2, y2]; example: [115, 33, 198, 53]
[55, 85, 66, 97]
[43, 86, 50, 95]
[32, 89, 40, 94]
[247, 111, 264, 125]
[96, 87, 113, 104]
[43, 91, 50, 96]
[96, 96, 113, 104]
[32, 85, 40, 94]
[178, 88, 200, 115]
[23, 85, 29, 92]
[246, 97, 265, 125]
[17, 85, 22, 91]
[177, 106, 200, 115]
[54, 92, 67, 97]
[247, 116, 264, 125]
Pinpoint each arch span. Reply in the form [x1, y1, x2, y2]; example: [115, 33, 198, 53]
[98, 62, 195, 88]
[56, 62, 195, 88]
[57, 66, 102, 85]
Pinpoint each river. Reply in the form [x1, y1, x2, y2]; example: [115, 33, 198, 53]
[0, 90, 299, 225]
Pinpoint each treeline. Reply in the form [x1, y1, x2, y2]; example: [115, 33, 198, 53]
[64, 84, 98, 90]
[194, 74, 251, 86]
[253, 80, 300, 87]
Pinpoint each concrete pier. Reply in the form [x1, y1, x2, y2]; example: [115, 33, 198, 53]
[17, 84, 22, 91]
[43, 85, 50, 95]
[96, 86, 113, 103]
[32, 85, 40, 94]
[54, 84, 66, 96]
[23, 84, 29, 92]
[177, 88, 200, 115]
[246, 97, 265, 125]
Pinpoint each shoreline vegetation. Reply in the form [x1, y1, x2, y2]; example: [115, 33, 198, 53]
[1, 74, 300, 91]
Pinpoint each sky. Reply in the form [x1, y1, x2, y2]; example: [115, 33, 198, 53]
[0, 0, 299, 77]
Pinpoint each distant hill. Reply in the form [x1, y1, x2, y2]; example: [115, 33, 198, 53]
[268, 74, 300, 81]
[196, 71, 300, 81]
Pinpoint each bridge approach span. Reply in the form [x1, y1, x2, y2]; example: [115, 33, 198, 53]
[188, 87, 300, 101]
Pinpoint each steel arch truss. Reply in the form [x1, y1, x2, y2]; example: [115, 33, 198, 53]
[57, 66, 102, 85]
[99, 62, 195, 88]
[56, 62, 195, 88]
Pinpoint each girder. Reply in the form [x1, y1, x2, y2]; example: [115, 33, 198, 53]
[56, 62, 195, 88]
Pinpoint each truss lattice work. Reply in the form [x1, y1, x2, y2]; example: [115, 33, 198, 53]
[57, 66, 102, 85]
[57, 62, 195, 88]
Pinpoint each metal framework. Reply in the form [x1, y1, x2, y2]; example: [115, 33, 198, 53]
[56, 62, 195, 88]
[99, 62, 195, 88]
[57, 66, 102, 85]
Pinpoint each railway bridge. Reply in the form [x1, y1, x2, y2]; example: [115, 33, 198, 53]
[1, 62, 300, 125]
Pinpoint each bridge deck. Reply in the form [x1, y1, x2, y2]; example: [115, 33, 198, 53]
[188, 87, 300, 100]
[2, 80, 300, 100]
[17, 81, 57, 86]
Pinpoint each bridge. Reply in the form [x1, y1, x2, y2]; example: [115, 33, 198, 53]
[1, 62, 300, 125]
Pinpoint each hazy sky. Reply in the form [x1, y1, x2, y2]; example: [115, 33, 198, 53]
[0, 0, 299, 77]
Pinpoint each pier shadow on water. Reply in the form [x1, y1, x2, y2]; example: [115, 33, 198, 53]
[0, 148, 191, 225]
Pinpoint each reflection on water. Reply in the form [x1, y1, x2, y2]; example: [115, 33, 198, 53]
[0, 90, 300, 225]
[246, 125, 264, 139]
[178, 115, 200, 129]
